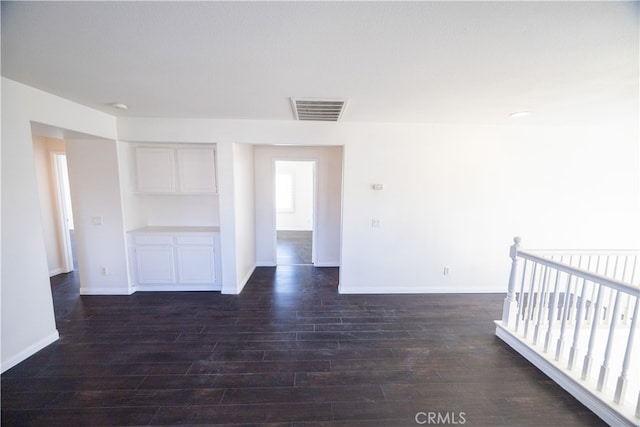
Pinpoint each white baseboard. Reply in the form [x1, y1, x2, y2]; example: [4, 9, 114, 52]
[1, 330, 59, 373]
[494, 322, 637, 426]
[338, 284, 504, 294]
[80, 286, 135, 295]
[48, 267, 65, 277]
[313, 262, 340, 267]
[256, 261, 276, 267]
[134, 283, 220, 292]
[236, 265, 256, 294]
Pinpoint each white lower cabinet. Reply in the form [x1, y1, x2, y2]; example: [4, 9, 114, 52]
[176, 246, 216, 283]
[129, 230, 220, 291]
[135, 246, 176, 284]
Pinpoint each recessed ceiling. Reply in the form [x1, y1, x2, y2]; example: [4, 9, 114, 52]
[1, 1, 638, 126]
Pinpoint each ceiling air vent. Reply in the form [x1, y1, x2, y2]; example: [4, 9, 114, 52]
[291, 98, 347, 122]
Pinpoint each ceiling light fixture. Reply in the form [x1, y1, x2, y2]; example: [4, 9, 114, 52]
[509, 111, 530, 118]
[111, 103, 128, 110]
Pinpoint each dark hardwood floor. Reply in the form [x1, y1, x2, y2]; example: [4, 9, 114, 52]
[277, 231, 312, 265]
[2, 266, 605, 426]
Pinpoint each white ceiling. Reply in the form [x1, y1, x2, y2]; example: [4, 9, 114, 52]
[2, 1, 638, 126]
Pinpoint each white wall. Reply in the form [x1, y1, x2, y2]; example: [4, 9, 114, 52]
[65, 138, 131, 295]
[255, 146, 343, 267]
[1, 77, 118, 372]
[232, 143, 256, 293]
[140, 195, 220, 227]
[117, 141, 146, 231]
[276, 160, 314, 231]
[118, 117, 639, 294]
[32, 136, 67, 276]
[215, 141, 240, 294]
[339, 123, 640, 293]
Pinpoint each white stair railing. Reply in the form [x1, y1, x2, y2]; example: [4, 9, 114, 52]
[500, 237, 640, 424]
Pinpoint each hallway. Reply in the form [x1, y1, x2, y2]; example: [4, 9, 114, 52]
[1, 267, 604, 426]
[277, 230, 312, 265]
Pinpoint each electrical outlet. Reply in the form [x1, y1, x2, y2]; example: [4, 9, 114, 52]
[372, 219, 380, 228]
[443, 267, 450, 276]
[101, 266, 108, 276]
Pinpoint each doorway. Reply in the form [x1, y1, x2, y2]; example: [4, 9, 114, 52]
[33, 133, 78, 277]
[52, 152, 76, 272]
[275, 160, 315, 265]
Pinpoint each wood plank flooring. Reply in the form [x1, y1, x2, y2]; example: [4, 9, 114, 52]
[277, 230, 312, 265]
[1, 266, 605, 426]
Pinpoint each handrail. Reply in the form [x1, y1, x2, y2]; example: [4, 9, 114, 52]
[517, 249, 640, 297]
[499, 237, 640, 425]
[527, 249, 639, 255]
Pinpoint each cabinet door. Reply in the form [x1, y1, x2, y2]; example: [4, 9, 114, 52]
[176, 246, 216, 284]
[176, 148, 216, 193]
[136, 148, 177, 193]
[135, 246, 176, 284]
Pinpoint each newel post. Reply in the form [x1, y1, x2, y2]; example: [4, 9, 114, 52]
[502, 236, 522, 329]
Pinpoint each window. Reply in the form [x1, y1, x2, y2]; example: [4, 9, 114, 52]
[276, 171, 294, 213]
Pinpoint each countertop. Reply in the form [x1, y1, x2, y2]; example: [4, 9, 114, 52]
[128, 226, 220, 233]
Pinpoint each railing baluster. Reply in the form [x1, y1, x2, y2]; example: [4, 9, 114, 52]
[586, 256, 598, 323]
[502, 237, 521, 330]
[582, 282, 604, 380]
[613, 254, 621, 282]
[566, 257, 582, 325]
[604, 256, 616, 325]
[622, 254, 634, 286]
[623, 256, 638, 326]
[524, 263, 539, 340]
[597, 290, 621, 391]
[534, 265, 550, 345]
[556, 273, 573, 361]
[622, 294, 631, 326]
[614, 296, 639, 405]
[568, 277, 589, 371]
[605, 287, 614, 323]
[545, 269, 562, 353]
[515, 259, 529, 333]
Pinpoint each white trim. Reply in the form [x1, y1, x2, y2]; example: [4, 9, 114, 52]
[50, 152, 74, 274]
[235, 265, 256, 294]
[135, 284, 220, 292]
[256, 261, 338, 268]
[48, 267, 66, 277]
[1, 330, 59, 374]
[311, 161, 318, 265]
[338, 285, 505, 294]
[495, 322, 638, 427]
[273, 159, 317, 265]
[313, 262, 340, 267]
[256, 261, 277, 267]
[80, 286, 135, 295]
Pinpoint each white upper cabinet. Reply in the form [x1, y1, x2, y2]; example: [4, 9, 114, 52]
[136, 147, 177, 193]
[176, 148, 217, 193]
[135, 146, 216, 194]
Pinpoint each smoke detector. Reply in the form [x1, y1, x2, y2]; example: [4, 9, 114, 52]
[291, 98, 348, 122]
